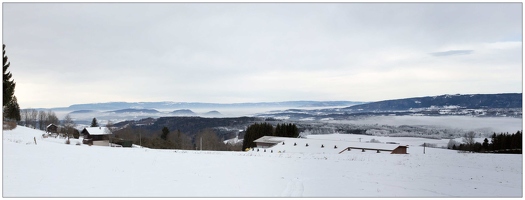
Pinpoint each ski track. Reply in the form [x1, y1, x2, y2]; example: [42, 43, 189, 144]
[281, 178, 304, 197]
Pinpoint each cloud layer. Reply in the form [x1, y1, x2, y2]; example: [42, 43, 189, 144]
[3, 3, 522, 108]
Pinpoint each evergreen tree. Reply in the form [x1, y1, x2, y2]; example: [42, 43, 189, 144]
[3, 44, 15, 107]
[482, 138, 489, 151]
[274, 123, 299, 138]
[4, 95, 20, 121]
[161, 126, 170, 140]
[242, 122, 274, 150]
[90, 118, 99, 127]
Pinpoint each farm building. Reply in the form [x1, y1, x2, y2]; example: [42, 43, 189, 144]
[81, 127, 113, 146]
[251, 136, 408, 154]
[254, 136, 283, 148]
[46, 124, 58, 134]
[338, 145, 409, 154]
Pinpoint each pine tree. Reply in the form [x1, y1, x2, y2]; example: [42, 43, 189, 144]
[242, 122, 275, 150]
[3, 44, 15, 107]
[161, 126, 169, 140]
[4, 95, 20, 121]
[482, 138, 489, 151]
[90, 118, 98, 127]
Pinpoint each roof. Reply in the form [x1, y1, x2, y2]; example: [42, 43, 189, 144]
[82, 127, 112, 135]
[252, 135, 409, 154]
[46, 124, 57, 128]
[253, 136, 284, 144]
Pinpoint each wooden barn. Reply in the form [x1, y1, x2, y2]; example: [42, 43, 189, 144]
[46, 124, 58, 134]
[81, 127, 113, 146]
[391, 146, 408, 154]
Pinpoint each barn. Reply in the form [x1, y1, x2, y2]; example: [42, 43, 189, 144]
[81, 127, 113, 146]
[253, 136, 283, 148]
[251, 136, 409, 154]
[46, 124, 58, 134]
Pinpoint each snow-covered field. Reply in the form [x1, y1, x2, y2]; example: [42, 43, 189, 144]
[336, 116, 522, 134]
[3, 126, 522, 197]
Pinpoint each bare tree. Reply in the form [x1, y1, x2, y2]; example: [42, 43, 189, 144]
[62, 114, 75, 140]
[106, 120, 115, 132]
[29, 109, 38, 128]
[462, 131, 476, 151]
[20, 109, 29, 126]
[106, 120, 114, 144]
[46, 110, 59, 126]
[166, 129, 193, 150]
[195, 129, 227, 151]
[38, 110, 47, 130]
[447, 139, 459, 149]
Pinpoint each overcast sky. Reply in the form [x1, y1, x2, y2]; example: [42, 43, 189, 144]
[3, 3, 522, 108]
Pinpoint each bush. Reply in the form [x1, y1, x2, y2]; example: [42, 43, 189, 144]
[72, 130, 80, 139]
[65, 139, 70, 145]
[3, 120, 17, 130]
[369, 138, 381, 143]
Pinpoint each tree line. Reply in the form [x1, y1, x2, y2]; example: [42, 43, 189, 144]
[242, 123, 299, 150]
[449, 131, 522, 153]
[114, 125, 242, 151]
[19, 109, 60, 130]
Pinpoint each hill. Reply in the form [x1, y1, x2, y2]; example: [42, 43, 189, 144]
[69, 110, 97, 114]
[171, 109, 197, 116]
[107, 108, 160, 113]
[113, 116, 262, 141]
[48, 101, 363, 111]
[203, 110, 222, 117]
[345, 93, 522, 111]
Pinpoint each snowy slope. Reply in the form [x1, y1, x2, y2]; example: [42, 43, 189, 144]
[3, 126, 522, 197]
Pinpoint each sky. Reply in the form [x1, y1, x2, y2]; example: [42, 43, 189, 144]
[2, 2, 522, 108]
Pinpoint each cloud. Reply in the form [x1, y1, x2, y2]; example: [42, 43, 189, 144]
[2, 3, 522, 108]
[430, 50, 475, 57]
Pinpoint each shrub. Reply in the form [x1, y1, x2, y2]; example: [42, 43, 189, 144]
[3, 120, 17, 130]
[65, 139, 70, 145]
[369, 138, 381, 143]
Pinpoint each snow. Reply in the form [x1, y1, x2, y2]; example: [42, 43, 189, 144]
[82, 127, 112, 135]
[3, 126, 522, 197]
[253, 136, 404, 154]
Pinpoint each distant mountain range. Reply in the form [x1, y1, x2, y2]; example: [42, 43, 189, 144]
[28, 94, 522, 124]
[256, 93, 522, 120]
[48, 101, 363, 112]
[107, 109, 160, 114]
[344, 93, 522, 111]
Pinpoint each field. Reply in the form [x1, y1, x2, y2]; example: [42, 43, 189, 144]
[3, 126, 522, 197]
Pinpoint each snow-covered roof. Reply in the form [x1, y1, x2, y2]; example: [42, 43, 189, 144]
[46, 124, 57, 128]
[254, 135, 408, 154]
[253, 136, 284, 144]
[83, 127, 112, 135]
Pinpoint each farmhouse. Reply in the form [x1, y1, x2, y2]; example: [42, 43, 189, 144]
[46, 124, 58, 134]
[81, 127, 113, 146]
[251, 136, 408, 154]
